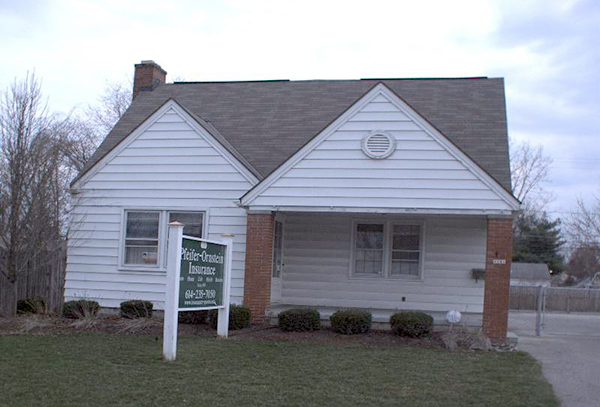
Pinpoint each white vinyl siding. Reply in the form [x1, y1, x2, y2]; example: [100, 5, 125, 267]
[281, 214, 486, 313]
[249, 94, 514, 212]
[65, 106, 254, 309]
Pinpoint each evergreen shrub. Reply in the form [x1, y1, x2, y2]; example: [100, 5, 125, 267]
[390, 311, 433, 338]
[278, 308, 320, 332]
[330, 309, 372, 335]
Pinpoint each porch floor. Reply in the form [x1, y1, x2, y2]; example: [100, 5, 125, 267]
[266, 304, 483, 331]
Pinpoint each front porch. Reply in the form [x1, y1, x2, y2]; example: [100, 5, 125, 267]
[243, 211, 513, 341]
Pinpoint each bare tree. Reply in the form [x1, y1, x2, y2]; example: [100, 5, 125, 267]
[510, 139, 554, 214]
[566, 194, 600, 247]
[566, 244, 600, 280]
[85, 80, 131, 137]
[61, 79, 132, 173]
[0, 73, 66, 316]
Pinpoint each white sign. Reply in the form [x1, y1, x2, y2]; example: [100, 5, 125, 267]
[163, 222, 234, 361]
[492, 259, 506, 265]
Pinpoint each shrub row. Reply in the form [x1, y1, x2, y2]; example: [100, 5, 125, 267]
[178, 305, 251, 330]
[277, 308, 433, 337]
[56, 299, 431, 337]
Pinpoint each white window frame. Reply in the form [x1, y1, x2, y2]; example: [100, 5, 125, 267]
[349, 219, 425, 280]
[350, 220, 387, 278]
[118, 208, 209, 272]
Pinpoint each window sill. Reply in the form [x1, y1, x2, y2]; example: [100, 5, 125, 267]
[350, 274, 424, 282]
[118, 266, 166, 274]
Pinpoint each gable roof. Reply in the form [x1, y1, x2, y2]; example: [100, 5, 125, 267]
[511, 262, 551, 282]
[75, 78, 512, 191]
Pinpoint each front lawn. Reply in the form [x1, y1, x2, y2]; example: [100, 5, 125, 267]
[0, 334, 557, 407]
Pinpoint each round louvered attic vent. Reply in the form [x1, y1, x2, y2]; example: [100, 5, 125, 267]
[361, 131, 396, 159]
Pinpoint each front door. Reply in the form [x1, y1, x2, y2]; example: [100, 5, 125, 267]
[271, 220, 283, 302]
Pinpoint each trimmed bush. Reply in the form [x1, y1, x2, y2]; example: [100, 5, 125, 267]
[120, 300, 153, 319]
[62, 300, 100, 319]
[278, 308, 320, 332]
[390, 311, 433, 338]
[207, 305, 251, 330]
[330, 310, 372, 335]
[17, 298, 46, 314]
[179, 310, 209, 325]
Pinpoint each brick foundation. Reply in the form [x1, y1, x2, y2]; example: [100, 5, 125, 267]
[482, 217, 513, 343]
[243, 212, 274, 324]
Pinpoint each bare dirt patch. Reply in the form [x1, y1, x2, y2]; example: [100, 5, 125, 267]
[0, 314, 453, 349]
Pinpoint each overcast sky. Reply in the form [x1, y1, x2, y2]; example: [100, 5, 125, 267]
[1, 0, 598, 218]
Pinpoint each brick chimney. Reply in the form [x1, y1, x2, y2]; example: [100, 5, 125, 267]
[132, 60, 167, 100]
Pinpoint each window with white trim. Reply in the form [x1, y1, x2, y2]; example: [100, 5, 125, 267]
[124, 211, 160, 265]
[122, 210, 204, 269]
[352, 221, 423, 278]
[354, 223, 385, 276]
[391, 225, 421, 276]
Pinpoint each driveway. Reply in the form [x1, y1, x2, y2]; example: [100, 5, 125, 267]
[511, 312, 600, 407]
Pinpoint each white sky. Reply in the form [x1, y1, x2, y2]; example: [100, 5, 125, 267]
[1, 0, 598, 218]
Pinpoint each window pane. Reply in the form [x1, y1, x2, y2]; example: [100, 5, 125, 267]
[125, 243, 158, 265]
[126, 212, 159, 238]
[355, 249, 383, 275]
[356, 224, 384, 249]
[394, 225, 420, 235]
[392, 225, 420, 251]
[392, 251, 420, 261]
[169, 212, 203, 238]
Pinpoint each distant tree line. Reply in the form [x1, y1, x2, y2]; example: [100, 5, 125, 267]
[510, 139, 600, 282]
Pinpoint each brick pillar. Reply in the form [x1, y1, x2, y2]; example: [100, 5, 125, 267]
[483, 217, 513, 343]
[243, 212, 274, 324]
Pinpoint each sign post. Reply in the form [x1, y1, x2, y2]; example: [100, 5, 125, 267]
[163, 222, 233, 361]
[163, 222, 183, 361]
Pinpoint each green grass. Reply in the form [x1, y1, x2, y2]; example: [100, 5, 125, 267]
[0, 334, 557, 407]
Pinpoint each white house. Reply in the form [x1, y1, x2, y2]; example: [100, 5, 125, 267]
[66, 61, 519, 342]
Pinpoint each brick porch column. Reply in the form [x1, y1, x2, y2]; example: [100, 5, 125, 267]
[482, 217, 513, 343]
[243, 212, 274, 324]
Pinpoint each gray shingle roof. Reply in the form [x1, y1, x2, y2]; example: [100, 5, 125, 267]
[74, 78, 512, 191]
[511, 263, 551, 282]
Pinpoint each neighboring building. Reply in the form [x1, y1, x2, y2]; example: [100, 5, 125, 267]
[510, 262, 551, 287]
[65, 61, 520, 342]
[577, 272, 600, 289]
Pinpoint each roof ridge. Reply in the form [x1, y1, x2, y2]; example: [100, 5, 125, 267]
[170, 77, 493, 85]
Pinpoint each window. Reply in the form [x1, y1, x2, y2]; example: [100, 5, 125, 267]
[391, 225, 421, 276]
[169, 212, 203, 238]
[122, 210, 204, 269]
[124, 211, 160, 265]
[352, 221, 423, 279]
[354, 224, 384, 276]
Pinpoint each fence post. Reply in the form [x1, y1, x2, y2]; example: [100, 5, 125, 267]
[535, 285, 544, 336]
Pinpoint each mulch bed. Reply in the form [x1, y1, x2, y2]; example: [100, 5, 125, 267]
[0, 314, 448, 349]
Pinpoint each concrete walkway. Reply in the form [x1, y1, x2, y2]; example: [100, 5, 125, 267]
[518, 334, 600, 407]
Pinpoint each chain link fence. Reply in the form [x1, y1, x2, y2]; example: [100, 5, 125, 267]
[509, 286, 600, 337]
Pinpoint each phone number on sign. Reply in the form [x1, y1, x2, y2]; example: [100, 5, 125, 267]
[184, 289, 217, 300]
